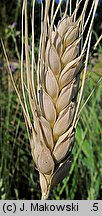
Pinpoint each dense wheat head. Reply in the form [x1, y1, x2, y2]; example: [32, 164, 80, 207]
[10, 0, 98, 199]
[36, 15, 80, 197]
[29, 14, 77, 197]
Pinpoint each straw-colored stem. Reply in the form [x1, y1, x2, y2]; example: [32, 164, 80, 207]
[41, 189, 50, 200]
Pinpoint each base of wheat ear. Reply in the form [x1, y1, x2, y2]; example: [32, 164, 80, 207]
[6, 0, 98, 199]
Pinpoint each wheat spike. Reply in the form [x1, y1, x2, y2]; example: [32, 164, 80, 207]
[24, 0, 99, 200]
[33, 14, 80, 199]
[2, 0, 98, 200]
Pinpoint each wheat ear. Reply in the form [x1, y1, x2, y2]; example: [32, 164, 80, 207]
[23, 0, 99, 199]
[32, 0, 98, 199]
[2, 0, 99, 200]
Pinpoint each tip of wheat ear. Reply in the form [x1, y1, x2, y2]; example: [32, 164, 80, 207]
[31, 15, 81, 199]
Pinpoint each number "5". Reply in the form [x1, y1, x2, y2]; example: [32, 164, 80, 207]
[93, 203, 98, 211]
